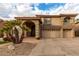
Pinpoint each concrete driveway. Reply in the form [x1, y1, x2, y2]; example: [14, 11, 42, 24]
[30, 38, 79, 56]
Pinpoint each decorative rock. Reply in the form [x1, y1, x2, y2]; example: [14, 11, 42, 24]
[8, 43, 15, 50]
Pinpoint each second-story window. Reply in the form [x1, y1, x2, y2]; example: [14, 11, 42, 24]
[64, 17, 70, 24]
[44, 18, 51, 25]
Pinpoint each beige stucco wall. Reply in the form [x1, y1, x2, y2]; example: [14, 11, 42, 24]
[60, 16, 75, 25]
[51, 17, 62, 25]
[69, 17, 75, 23]
[41, 17, 62, 26]
[41, 16, 75, 26]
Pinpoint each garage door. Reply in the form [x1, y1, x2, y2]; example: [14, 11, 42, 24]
[42, 30, 60, 38]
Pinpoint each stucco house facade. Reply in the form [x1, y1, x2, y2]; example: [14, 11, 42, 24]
[15, 14, 79, 39]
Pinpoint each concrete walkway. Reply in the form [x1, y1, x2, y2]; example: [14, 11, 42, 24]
[30, 38, 79, 56]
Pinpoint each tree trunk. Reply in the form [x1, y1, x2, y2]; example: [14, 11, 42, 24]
[11, 26, 24, 44]
[19, 31, 24, 43]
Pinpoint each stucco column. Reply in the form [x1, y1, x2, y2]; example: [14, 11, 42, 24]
[60, 17, 64, 38]
[60, 29, 63, 38]
[35, 21, 40, 39]
[71, 29, 75, 38]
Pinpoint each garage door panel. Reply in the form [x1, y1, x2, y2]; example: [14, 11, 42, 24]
[51, 30, 60, 38]
[42, 30, 51, 38]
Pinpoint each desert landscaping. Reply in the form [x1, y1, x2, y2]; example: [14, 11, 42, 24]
[0, 38, 38, 56]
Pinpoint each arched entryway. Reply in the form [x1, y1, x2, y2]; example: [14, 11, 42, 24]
[24, 21, 35, 37]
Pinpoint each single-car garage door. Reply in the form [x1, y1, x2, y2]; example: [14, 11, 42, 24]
[63, 29, 72, 38]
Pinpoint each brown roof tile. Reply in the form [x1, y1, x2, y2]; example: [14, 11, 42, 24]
[36, 15, 60, 18]
[60, 14, 77, 17]
[15, 17, 41, 20]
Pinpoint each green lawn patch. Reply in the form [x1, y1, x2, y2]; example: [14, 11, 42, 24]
[0, 41, 10, 44]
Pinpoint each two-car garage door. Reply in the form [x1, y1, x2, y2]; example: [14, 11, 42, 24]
[63, 29, 70, 38]
[42, 30, 60, 38]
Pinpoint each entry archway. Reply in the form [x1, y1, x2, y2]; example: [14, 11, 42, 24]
[23, 21, 35, 37]
[26, 21, 35, 37]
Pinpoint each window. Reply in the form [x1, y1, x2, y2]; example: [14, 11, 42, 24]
[44, 18, 51, 25]
[64, 17, 70, 24]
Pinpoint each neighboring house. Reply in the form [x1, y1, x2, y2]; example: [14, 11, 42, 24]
[0, 19, 4, 37]
[0, 19, 4, 28]
[15, 14, 79, 39]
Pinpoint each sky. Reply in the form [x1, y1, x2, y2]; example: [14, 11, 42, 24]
[0, 3, 79, 20]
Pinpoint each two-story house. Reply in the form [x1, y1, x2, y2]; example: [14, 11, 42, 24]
[15, 13, 78, 39]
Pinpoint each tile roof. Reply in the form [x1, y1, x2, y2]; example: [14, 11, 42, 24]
[15, 17, 41, 20]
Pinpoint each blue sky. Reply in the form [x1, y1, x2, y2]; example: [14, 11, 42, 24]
[32, 3, 65, 10]
[0, 3, 79, 19]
